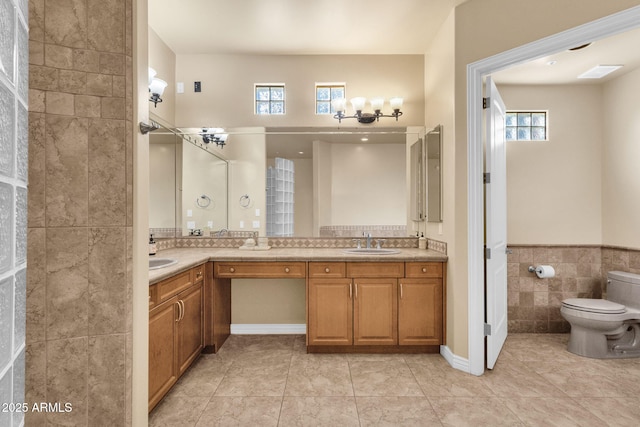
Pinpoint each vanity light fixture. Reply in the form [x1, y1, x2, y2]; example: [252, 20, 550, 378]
[200, 128, 228, 148]
[148, 67, 168, 107]
[331, 97, 403, 124]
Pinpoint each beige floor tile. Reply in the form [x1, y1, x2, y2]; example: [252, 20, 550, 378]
[214, 364, 289, 396]
[482, 363, 567, 397]
[576, 397, 640, 427]
[278, 396, 360, 427]
[356, 396, 442, 426]
[502, 397, 609, 426]
[195, 396, 282, 427]
[349, 360, 424, 396]
[149, 394, 210, 427]
[429, 397, 523, 427]
[537, 368, 636, 397]
[285, 354, 354, 396]
[170, 354, 232, 398]
[409, 361, 496, 397]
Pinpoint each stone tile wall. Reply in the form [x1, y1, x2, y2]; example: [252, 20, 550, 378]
[507, 245, 640, 334]
[0, 0, 28, 425]
[26, 0, 133, 425]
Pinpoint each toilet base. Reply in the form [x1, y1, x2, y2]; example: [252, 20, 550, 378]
[568, 323, 640, 359]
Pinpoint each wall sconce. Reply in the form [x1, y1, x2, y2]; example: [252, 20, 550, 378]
[200, 128, 228, 148]
[331, 97, 403, 124]
[148, 67, 168, 107]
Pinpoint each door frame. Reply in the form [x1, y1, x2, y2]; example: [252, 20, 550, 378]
[466, 5, 640, 376]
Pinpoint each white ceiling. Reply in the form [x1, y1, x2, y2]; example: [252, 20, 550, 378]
[492, 27, 640, 85]
[148, 0, 467, 55]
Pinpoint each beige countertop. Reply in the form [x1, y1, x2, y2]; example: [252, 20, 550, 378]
[148, 247, 447, 285]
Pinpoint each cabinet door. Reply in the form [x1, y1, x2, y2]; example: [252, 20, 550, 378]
[308, 278, 353, 346]
[177, 282, 204, 375]
[398, 278, 443, 345]
[353, 278, 398, 345]
[149, 297, 179, 412]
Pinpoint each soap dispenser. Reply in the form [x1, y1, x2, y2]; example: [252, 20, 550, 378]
[418, 232, 427, 249]
[149, 234, 157, 256]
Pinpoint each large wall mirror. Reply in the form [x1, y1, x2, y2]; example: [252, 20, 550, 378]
[149, 119, 229, 237]
[150, 125, 426, 238]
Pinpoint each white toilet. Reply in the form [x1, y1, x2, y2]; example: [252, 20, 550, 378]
[561, 271, 640, 359]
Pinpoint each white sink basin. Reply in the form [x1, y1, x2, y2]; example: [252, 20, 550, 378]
[149, 258, 178, 270]
[343, 248, 400, 255]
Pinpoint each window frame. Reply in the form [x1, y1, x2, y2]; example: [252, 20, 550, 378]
[314, 83, 346, 115]
[254, 83, 286, 115]
[505, 110, 549, 142]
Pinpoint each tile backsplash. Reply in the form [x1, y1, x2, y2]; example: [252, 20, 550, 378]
[508, 245, 640, 333]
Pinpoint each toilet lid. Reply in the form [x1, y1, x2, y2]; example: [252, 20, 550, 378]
[562, 298, 626, 314]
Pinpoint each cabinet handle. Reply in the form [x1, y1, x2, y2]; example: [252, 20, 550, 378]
[229, 267, 235, 273]
[349, 282, 352, 299]
[325, 267, 330, 273]
[422, 267, 427, 273]
[400, 283, 403, 299]
[355, 283, 358, 299]
[285, 267, 290, 273]
[175, 301, 182, 322]
[179, 300, 185, 321]
[196, 271, 203, 279]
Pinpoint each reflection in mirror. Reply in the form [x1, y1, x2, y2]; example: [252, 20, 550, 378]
[409, 138, 425, 222]
[149, 120, 228, 238]
[426, 125, 443, 222]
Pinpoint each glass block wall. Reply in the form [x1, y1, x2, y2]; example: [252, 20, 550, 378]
[266, 158, 294, 236]
[0, 0, 28, 425]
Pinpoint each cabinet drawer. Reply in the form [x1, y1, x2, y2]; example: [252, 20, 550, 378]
[158, 270, 193, 304]
[405, 262, 443, 278]
[346, 262, 404, 278]
[309, 262, 346, 278]
[149, 285, 157, 309]
[193, 264, 205, 283]
[215, 262, 306, 278]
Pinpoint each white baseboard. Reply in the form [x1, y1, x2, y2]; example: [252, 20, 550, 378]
[440, 345, 473, 374]
[230, 324, 306, 335]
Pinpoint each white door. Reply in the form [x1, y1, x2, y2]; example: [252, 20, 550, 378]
[485, 76, 508, 369]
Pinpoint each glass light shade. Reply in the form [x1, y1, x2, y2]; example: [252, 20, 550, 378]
[207, 127, 224, 133]
[331, 98, 347, 113]
[149, 78, 168, 96]
[370, 98, 384, 111]
[148, 68, 157, 86]
[389, 97, 403, 110]
[215, 134, 228, 142]
[350, 97, 367, 112]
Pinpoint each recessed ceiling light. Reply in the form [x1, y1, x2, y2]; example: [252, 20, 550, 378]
[578, 65, 623, 79]
[361, 137, 369, 142]
[298, 151, 304, 155]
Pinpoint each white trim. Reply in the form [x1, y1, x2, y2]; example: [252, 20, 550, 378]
[440, 345, 470, 373]
[467, 5, 640, 377]
[230, 324, 306, 334]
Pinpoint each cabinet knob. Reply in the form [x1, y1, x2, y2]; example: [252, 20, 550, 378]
[229, 267, 235, 273]
[422, 267, 427, 273]
[325, 267, 330, 273]
[285, 267, 290, 273]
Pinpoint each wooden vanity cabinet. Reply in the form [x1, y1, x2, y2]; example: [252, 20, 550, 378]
[148, 264, 205, 412]
[307, 261, 445, 352]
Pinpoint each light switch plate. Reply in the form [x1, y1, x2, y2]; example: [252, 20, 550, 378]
[187, 209, 193, 217]
[187, 221, 196, 229]
[255, 208, 260, 217]
[207, 221, 213, 228]
[177, 82, 184, 93]
[252, 220, 260, 228]
[239, 221, 245, 229]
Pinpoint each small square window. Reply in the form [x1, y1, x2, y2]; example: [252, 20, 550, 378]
[255, 84, 286, 115]
[506, 111, 548, 141]
[316, 84, 345, 115]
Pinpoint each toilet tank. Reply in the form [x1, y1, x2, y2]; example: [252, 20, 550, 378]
[607, 271, 640, 309]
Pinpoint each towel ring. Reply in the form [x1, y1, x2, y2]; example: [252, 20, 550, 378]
[196, 194, 212, 208]
[239, 194, 251, 208]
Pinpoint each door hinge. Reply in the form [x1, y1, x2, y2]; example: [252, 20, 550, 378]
[483, 97, 490, 109]
[484, 323, 492, 336]
[483, 173, 491, 184]
[485, 247, 491, 259]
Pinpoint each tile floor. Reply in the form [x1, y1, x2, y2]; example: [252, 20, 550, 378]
[149, 334, 640, 426]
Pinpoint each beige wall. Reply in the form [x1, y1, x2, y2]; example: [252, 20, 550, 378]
[447, 0, 640, 359]
[174, 54, 424, 128]
[602, 66, 640, 249]
[149, 142, 176, 228]
[232, 279, 306, 324]
[149, 27, 176, 125]
[500, 84, 603, 245]
[27, 0, 135, 424]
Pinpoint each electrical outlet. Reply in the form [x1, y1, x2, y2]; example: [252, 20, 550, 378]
[252, 220, 260, 228]
[255, 208, 260, 217]
[194, 81, 201, 92]
[187, 209, 193, 217]
[239, 221, 244, 229]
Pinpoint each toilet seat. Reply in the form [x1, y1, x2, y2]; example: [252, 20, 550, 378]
[562, 298, 626, 314]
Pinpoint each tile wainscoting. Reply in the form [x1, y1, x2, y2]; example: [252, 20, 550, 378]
[507, 245, 640, 333]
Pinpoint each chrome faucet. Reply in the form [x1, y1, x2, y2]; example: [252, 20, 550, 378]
[363, 232, 372, 249]
[216, 228, 229, 237]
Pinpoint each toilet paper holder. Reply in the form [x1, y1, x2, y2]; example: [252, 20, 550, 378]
[528, 265, 556, 279]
